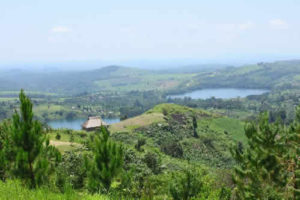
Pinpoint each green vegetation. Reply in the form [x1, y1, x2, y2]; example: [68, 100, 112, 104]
[0, 90, 61, 187]
[86, 127, 123, 193]
[0, 180, 113, 200]
[182, 60, 300, 90]
[1, 60, 300, 199]
[231, 111, 300, 199]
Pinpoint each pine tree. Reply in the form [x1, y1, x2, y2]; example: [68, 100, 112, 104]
[231, 112, 289, 199]
[287, 106, 300, 199]
[0, 122, 8, 180]
[192, 115, 198, 138]
[5, 90, 60, 188]
[87, 126, 123, 193]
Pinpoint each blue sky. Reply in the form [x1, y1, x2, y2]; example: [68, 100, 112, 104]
[1, 0, 300, 66]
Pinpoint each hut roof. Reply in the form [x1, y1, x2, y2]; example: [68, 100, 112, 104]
[82, 116, 107, 129]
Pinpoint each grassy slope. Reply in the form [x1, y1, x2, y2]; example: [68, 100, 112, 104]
[146, 103, 245, 143]
[49, 103, 245, 156]
[109, 103, 245, 168]
[109, 112, 165, 133]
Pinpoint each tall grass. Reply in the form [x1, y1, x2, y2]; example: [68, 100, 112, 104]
[0, 180, 115, 200]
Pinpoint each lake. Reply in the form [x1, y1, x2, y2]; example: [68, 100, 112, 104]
[48, 118, 120, 130]
[168, 88, 269, 100]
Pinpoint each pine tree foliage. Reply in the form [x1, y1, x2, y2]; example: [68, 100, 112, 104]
[87, 126, 123, 193]
[1, 90, 61, 188]
[231, 110, 300, 199]
[0, 122, 9, 180]
[287, 106, 300, 199]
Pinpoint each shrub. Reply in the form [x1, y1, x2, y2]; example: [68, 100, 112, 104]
[55, 133, 61, 140]
[143, 152, 161, 174]
[160, 141, 183, 158]
[169, 169, 203, 200]
[135, 138, 146, 152]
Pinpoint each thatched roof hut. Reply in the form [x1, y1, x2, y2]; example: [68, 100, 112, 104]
[82, 116, 107, 131]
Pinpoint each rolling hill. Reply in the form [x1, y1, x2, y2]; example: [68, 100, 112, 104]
[184, 60, 300, 91]
[0, 66, 193, 95]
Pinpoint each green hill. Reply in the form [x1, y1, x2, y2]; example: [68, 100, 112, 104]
[186, 60, 300, 90]
[109, 103, 245, 168]
[0, 66, 193, 95]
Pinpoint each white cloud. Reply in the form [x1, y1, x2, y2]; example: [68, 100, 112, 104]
[269, 19, 289, 29]
[51, 26, 71, 33]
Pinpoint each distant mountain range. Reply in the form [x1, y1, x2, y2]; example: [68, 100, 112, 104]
[0, 59, 300, 95]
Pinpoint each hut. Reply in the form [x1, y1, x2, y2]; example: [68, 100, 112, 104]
[82, 116, 107, 131]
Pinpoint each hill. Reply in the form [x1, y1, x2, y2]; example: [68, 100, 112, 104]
[108, 103, 245, 168]
[2, 60, 300, 96]
[43, 103, 245, 198]
[0, 66, 193, 95]
[184, 60, 300, 91]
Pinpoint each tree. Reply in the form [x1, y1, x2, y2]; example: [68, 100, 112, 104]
[3, 90, 60, 188]
[288, 106, 300, 199]
[0, 121, 11, 181]
[231, 111, 296, 199]
[192, 115, 199, 138]
[87, 126, 123, 193]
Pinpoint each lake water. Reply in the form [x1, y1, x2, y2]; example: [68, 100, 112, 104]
[48, 118, 120, 130]
[168, 88, 269, 100]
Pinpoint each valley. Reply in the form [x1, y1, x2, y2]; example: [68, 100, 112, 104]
[1, 60, 300, 199]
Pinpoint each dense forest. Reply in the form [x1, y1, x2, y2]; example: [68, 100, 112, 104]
[0, 60, 300, 199]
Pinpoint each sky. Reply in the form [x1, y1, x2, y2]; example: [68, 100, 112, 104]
[1, 0, 300, 67]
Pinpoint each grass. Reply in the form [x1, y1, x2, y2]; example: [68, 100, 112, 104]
[94, 73, 194, 92]
[147, 103, 213, 117]
[34, 104, 65, 113]
[198, 117, 246, 143]
[0, 180, 113, 200]
[109, 113, 165, 133]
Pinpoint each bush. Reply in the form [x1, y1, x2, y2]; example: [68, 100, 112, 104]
[55, 133, 61, 140]
[56, 151, 87, 191]
[169, 169, 203, 200]
[160, 140, 183, 158]
[143, 152, 161, 174]
[135, 138, 146, 152]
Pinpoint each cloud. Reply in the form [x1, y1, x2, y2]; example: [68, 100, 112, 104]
[269, 19, 289, 29]
[51, 26, 71, 33]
